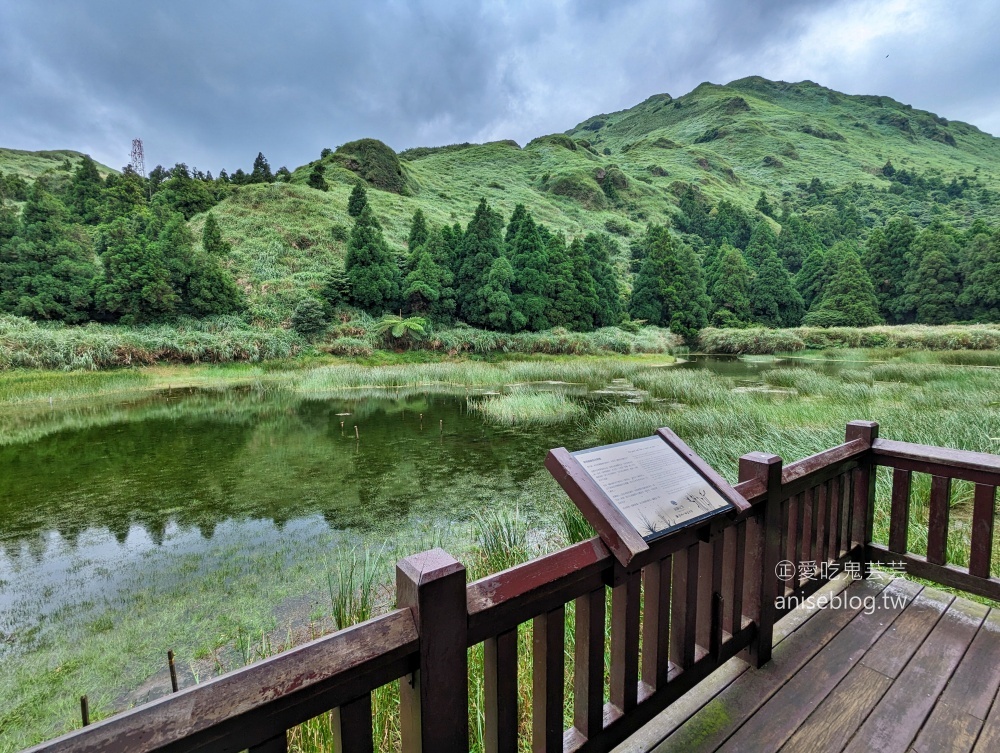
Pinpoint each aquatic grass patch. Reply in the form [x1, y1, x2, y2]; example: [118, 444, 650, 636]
[468, 389, 586, 426]
[700, 324, 1000, 355]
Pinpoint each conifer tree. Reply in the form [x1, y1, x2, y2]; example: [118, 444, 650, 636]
[505, 204, 530, 245]
[909, 248, 959, 324]
[864, 217, 915, 323]
[345, 206, 401, 314]
[308, 164, 328, 191]
[455, 199, 505, 327]
[407, 208, 429, 250]
[95, 213, 178, 323]
[709, 245, 752, 327]
[201, 212, 231, 256]
[803, 245, 881, 327]
[628, 225, 709, 343]
[744, 220, 779, 269]
[957, 232, 1000, 321]
[750, 249, 804, 327]
[347, 182, 368, 217]
[795, 247, 830, 311]
[546, 235, 599, 331]
[100, 166, 147, 222]
[0, 184, 95, 322]
[250, 152, 273, 183]
[708, 200, 753, 249]
[320, 260, 351, 312]
[403, 228, 456, 320]
[775, 214, 819, 273]
[66, 155, 104, 225]
[582, 233, 623, 327]
[153, 164, 214, 219]
[480, 257, 517, 331]
[755, 191, 774, 218]
[508, 211, 550, 331]
[899, 223, 958, 323]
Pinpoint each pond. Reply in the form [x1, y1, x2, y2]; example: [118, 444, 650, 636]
[0, 354, 897, 747]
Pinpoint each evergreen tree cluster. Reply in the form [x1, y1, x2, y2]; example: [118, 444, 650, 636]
[336, 187, 625, 333]
[672, 180, 1000, 329]
[0, 156, 243, 324]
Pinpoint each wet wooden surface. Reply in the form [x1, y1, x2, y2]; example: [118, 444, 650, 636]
[621, 579, 1000, 753]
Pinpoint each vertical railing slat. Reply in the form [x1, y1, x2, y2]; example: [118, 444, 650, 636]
[333, 694, 373, 753]
[781, 496, 793, 593]
[574, 588, 606, 740]
[798, 491, 812, 572]
[888, 468, 912, 554]
[610, 570, 641, 713]
[829, 474, 843, 559]
[927, 475, 952, 566]
[731, 521, 746, 635]
[970, 485, 997, 579]
[641, 558, 671, 692]
[484, 629, 518, 753]
[815, 481, 829, 566]
[532, 606, 565, 753]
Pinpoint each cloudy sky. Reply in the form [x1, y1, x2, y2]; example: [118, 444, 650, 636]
[2, 0, 997, 175]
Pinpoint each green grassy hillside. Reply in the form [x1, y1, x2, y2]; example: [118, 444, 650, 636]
[0, 148, 115, 182]
[194, 77, 1000, 323]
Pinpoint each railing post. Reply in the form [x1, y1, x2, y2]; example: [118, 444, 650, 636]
[739, 452, 783, 668]
[397, 548, 468, 753]
[846, 420, 879, 567]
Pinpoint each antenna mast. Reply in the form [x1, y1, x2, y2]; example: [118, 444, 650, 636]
[130, 138, 146, 178]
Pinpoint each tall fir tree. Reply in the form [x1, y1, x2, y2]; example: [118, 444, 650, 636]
[775, 214, 819, 273]
[957, 231, 1000, 321]
[407, 208, 429, 250]
[505, 203, 530, 245]
[100, 166, 147, 222]
[628, 225, 709, 343]
[66, 155, 104, 225]
[455, 199, 505, 328]
[899, 223, 959, 323]
[795, 247, 830, 311]
[546, 235, 599, 331]
[153, 164, 214, 220]
[709, 245, 753, 327]
[347, 182, 368, 217]
[744, 220, 779, 269]
[864, 216, 915, 323]
[750, 249, 804, 327]
[507, 210, 550, 331]
[403, 228, 456, 320]
[480, 257, 517, 331]
[909, 248, 960, 324]
[803, 244, 881, 327]
[250, 152, 273, 184]
[582, 233, 623, 327]
[201, 212, 231, 256]
[344, 206, 401, 314]
[307, 164, 328, 191]
[95, 212, 178, 323]
[0, 183, 95, 322]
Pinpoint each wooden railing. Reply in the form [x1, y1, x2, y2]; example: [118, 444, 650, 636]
[22, 421, 1000, 753]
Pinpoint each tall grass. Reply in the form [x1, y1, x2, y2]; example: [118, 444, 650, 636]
[699, 324, 1000, 355]
[468, 389, 586, 426]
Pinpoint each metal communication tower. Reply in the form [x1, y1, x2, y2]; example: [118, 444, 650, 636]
[130, 138, 146, 178]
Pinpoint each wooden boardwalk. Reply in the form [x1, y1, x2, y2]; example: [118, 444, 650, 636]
[619, 575, 1000, 753]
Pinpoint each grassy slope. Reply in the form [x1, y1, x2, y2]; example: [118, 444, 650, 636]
[0, 148, 116, 181]
[190, 78, 1000, 324]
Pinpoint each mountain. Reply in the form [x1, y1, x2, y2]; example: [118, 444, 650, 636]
[0, 148, 115, 183]
[3, 77, 999, 327]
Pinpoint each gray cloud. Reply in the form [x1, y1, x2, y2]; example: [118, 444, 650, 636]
[1, 0, 996, 174]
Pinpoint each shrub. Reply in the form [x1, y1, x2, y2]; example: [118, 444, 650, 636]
[290, 298, 328, 339]
[334, 139, 408, 194]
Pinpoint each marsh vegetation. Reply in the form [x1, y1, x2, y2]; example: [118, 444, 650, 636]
[1, 349, 998, 750]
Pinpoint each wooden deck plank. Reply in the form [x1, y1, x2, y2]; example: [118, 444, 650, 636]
[613, 577, 855, 753]
[936, 608, 1000, 720]
[650, 577, 890, 753]
[913, 609, 1000, 753]
[778, 664, 892, 753]
[972, 685, 1000, 753]
[842, 596, 988, 753]
[859, 587, 954, 679]
[715, 578, 920, 753]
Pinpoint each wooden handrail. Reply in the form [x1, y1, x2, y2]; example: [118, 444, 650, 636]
[23, 609, 419, 753]
[872, 438, 1000, 485]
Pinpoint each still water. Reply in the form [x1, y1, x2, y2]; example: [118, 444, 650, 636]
[0, 355, 854, 745]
